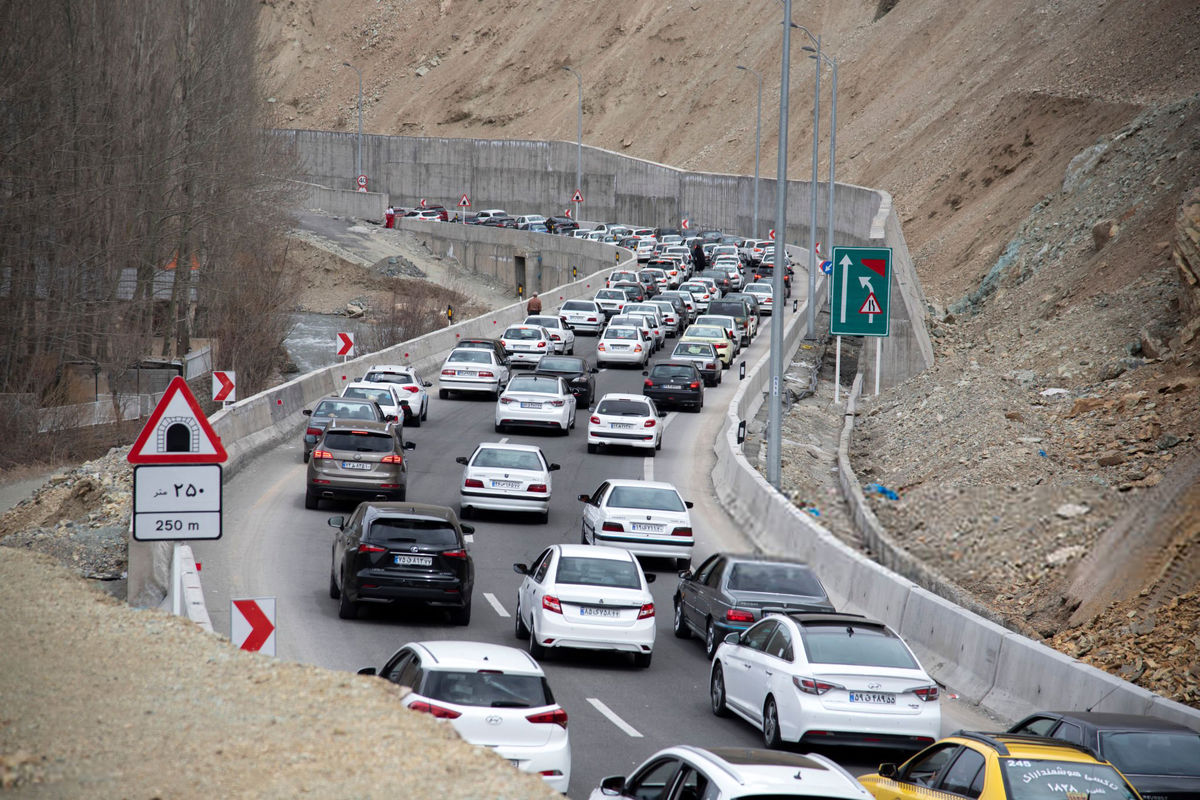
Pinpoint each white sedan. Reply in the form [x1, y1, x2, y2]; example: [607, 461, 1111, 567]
[710, 613, 941, 751]
[439, 348, 510, 399]
[595, 325, 650, 367]
[557, 299, 605, 334]
[456, 442, 559, 523]
[523, 314, 576, 354]
[513, 544, 656, 668]
[578, 478, 694, 568]
[495, 374, 577, 435]
[587, 393, 662, 454]
[360, 364, 432, 426]
[340, 381, 407, 422]
[359, 641, 571, 792]
[743, 282, 775, 314]
[500, 324, 554, 366]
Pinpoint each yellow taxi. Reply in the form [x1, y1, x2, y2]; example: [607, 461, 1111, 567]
[678, 323, 735, 368]
[859, 731, 1141, 800]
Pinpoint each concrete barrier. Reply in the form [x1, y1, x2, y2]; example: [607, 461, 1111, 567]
[900, 587, 1006, 706]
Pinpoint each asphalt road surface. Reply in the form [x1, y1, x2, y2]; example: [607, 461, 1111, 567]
[194, 293, 997, 797]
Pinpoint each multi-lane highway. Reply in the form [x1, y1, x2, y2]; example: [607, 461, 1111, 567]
[193, 297, 995, 797]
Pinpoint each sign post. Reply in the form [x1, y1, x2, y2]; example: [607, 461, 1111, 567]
[830, 246, 893, 398]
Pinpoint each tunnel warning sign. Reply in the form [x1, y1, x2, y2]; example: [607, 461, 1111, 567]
[127, 376, 227, 464]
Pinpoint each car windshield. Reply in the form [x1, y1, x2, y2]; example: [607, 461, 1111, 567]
[448, 350, 491, 364]
[343, 387, 394, 405]
[313, 400, 378, 420]
[504, 328, 541, 340]
[368, 517, 459, 546]
[555, 556, 641, 589]
[727, 563, 825, 596]
[1100, 730, 1200, 775]
[562, 301, 595, 311]
[321, 431, 393, 452]
[608, 486, 685, 512]
[471, 448, 544, 471]
[603, 328, 638, 340]
[800, 623, 918, 669]
[421, 670, 551, 708]
[596, 398, 650, 417]
[525, 316, 560, 328]
[650, 365, 696, 380]
[507, 376, 560, 394]
[687, 326, 724, 338]
[998, 760, 1137, 800]
[365, 372, 415, 385]
[674, 344, 715, 357]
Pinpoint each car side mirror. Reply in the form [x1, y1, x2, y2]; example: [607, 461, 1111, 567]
[645, 573, 656, 583]
[384, 414, 398, 422]
[302, 409, 312, 416]
[679, 569, 693, 580]
[658, 409, 666, 417]
[404, 441, 416, 451]
[577, 494, 591, 503]
[357, 667, 377, 676]
[399, 399, 410, 408]
[599, 775, 626, 796]
[460, 524, 475, 535]
[641, 370, 649, 376]
[513, 563, 529, 575]
[327, 515, 345, 529]
[590, 367, 600, 374]
[878, 763, 898, 779]
[455, 456, 469, 465]
[423, 381, 433, 387]
[724, 631, 740, 645]
[685, 501, 694, 509]
[549, 463, 561, 471]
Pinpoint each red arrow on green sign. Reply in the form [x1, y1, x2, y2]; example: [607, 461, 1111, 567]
[862, 259, 888, 278]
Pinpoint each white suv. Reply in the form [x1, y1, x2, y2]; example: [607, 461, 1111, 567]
[588, 745, 872, 800]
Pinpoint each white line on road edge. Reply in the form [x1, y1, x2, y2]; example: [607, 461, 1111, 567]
[587, 698, 643, 738]
[483, 592, 509, 617]
[642, 412, 678, 482]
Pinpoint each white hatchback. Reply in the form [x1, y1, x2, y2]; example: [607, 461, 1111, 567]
[457, 442, 559, 522]
[495, 374, 577, 435]
[360, 641, 570, 792]
[439, 348, 510, 399]
[743, 282, 775, 314]
[558, 299, 605, 334]
[500, 324, 554, 366]
[340, 381, 407, 423]
[359, 364, 432, 427]
[523, 315, 576, 354]
[578, 478, 694, 568]
[587, 393, 661, 454]
[595, 325, 650, 367]
[514, 544, 656, 668]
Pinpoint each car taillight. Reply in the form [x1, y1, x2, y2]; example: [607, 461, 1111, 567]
[525, 708, 568, 728]
[550, 334, 561, 340]
[913, 686, 939, 702]
[499, 397, 513, 404]
[306, 427, 322, 437]
[312, 449, 333, 460]
[587, 317, 598, 322]
[725, 608, 755, 623]
[441, 369, 455, 376]
[537, 341, 547, 348]
[643, 419, 656, 428]
[409, 700, 462, 719]
[634, 344, 643, 352]
[549, 400, 564, 407]
[589, 415, 600, 424]
[597, 343, 606, 351]
[601, 522, 623, 532]
[401, 385, 420, 393]
[542, 595, 562, 614]
[357, 543, 386, 553]
[644, 379, 653, 387]
[671, 526, 692, 537]
[479, 371, 495, 378]
[689, 381, 700, 389]
[442, 549, 468, 559]
[705, 362, 715, 370]
[637, 603, 655, 620]
[528, 483, 548, 493]
[464, 478, 484, 488]
[793, 677, 843, 695]
[380, 454, 404, 463]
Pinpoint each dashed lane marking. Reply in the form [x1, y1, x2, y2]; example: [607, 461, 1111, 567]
[587, 697, 643, 737]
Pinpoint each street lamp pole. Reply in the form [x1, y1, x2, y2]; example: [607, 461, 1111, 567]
[342, 61, 363, 184]
[806, 35, 821, 340]
[562, 66, 583, 223]
[808, 50, 837, 292]
[767, 0, 794, 490]
[736, 65, 763, 240]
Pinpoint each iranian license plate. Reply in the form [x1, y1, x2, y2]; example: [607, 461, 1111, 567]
[663, 384, 681, 389]
[491, 479, 520, 489]
[520, 402, 541, 409]
[341, 461, 372, 470]
[630, 523, 663, 532]
[848, 692, 896, 704]
[394, 555, 433, 566]
[611, 422, 633, 429]
[580, 606, 620, 618]
[457, 369, 475, 376]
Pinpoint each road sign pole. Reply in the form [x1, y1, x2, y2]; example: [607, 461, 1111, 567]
[834, 335, 842, 404]
[875, 337, 882, 396]
[767, 0, 794, 491]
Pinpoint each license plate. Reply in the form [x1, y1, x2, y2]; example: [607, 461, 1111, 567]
[612, 344, 629, 350]
[580, 606, 620, 617]
[611, 422, 634, 429]
[630, 523, 663, 532]
[341, 461, 372, 470]
[394, 555, 433, 566]
[520, 402, 541, 409]
[662, 384, 681, 389]
[491, 479, 520, 489]
[457, 370, 475, 376]
[848, 692, 896, 704]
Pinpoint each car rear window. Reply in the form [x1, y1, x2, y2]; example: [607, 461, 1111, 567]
[368, 517, 459, 546]
[596, 398, 650, 416]
[471, 448, 543, 471]
[537, 357, 582, 372]
[321, 431, 394, 452]
[420, 670, 552, 708]
[607, 486, 685, 512]
[650, 365, 696, 379]
[1100, 730, 1200, 775]
[799, 623, 917, 669]
[710, 302, 746, 317]
[998, 760, 1137, 800]
[507, 376, 559, 394]
[596, 290, 624, 300]
[674, 344, 715, 357]
[447, 350, 490, 364]
[343, 387, 393, 405]
[313, 400, 378, 420]
[727, 563, 825, 597]
[686, 326, 724, 338]
[555, 557, 641, 589]
[562, 301, 596, 311]
[364, 372, 415, 385]
[504, 328, 541, 340]
[525, 316, 559, 328]
[603, 328, 639, 341]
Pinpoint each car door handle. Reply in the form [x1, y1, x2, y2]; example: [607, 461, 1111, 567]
[743, 662, 752, 669]
[764, 669, 773, 676]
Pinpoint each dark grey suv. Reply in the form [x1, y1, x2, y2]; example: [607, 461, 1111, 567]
[301, 395, 392, 462]
[328, 502, 474, 624]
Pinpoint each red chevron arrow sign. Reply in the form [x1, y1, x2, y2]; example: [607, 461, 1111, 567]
[232, 597, 276, 655]
[212, 371, 236, 403]
[336, 332, 355, 357]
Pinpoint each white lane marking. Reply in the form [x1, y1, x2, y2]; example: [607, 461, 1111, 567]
[587, 697, 643, 738]
[498, 437, 509, 444]
[483, 592, 509, 617]
[642, 412, 677, 482]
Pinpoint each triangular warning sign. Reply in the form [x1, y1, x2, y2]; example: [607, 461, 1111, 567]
[572, 189, 583, 203]
[859, 292, 883, 316]
[458, 193, 471, 208]
[128, 376, 227, 464]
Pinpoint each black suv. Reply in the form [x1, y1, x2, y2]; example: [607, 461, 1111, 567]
[328, 502, 475, 624]
[642, 362, 704, 412]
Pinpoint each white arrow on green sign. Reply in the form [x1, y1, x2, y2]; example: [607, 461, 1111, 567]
[830, 246, 893, 337]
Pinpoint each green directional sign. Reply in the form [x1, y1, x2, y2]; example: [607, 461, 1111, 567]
[830, 246, 893, 337]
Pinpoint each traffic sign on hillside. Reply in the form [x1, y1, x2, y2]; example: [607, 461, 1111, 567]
[132, 463, 223, 541]
[232, 597, 276, 656]
[212, 371, 236, 403]
[830, 246, 893, 337]
[128, 376, 227, 464]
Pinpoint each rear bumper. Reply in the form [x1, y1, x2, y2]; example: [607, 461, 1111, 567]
[593, 532, 693, 561]
[350, 574, 472, 607]
[588, 429, 657, 448]
[440, 377, 500, 394]
[643, 388, 702, 408]
[460, 489, 550, 513]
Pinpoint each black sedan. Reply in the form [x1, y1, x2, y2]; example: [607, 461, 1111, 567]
[672, 553, 835, 657]
[532, 355, 599, 406]
[641, 362, 704, 412]
[1008, 711, 1200, 800]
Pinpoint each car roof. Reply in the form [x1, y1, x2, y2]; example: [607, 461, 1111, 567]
[366, 365, 417, 373]
[323, 419, 392, 434]
[663, 746, 870, 798]
[554, 543, 636, 562]
[604, 478, 680, 491]
[344, 381, 395, 392]
[948, 731, 1108, 762]
[651, 361, 699, 370]
[474, 441, 543, 454]
[1021, 711, 1198, 733]
[409, 641, 544, 674]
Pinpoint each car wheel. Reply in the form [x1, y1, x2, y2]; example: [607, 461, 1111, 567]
[409, 410, 421, 428]
[673, 598, 691, 639]
[677, 556, 691, 571]
[559, 420, 570, 436]
[439, 389, 449, 400]
[494, 423, 504, 433]
[694, 398, 703, 413]
[587, 442, 597, 454]
[460, 504, 472, 520]
[580, 523, 589, 545]
[568, 342, 575, 355]
[421, 401, 428, 421]
[569, 413, 576, 429]
[449, 601, 471, 626]
[528, 624, 547, 660]
[337, 584, 359, 620]
[647, 445, 656, 458]
[537, 510, 549, 524]
[304, 489, 319, 510]
[394, 487, 406, 502]
[514, 600, 530, 639]
[710, 663, 730, 717]
[655, 435, 662, 452]
[763, 697, 783, 749]
[632, 651, 652, 669]
[303, 451, 310, 464]
[705, 619, 720, 659]
[328, 564, 340, 599]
